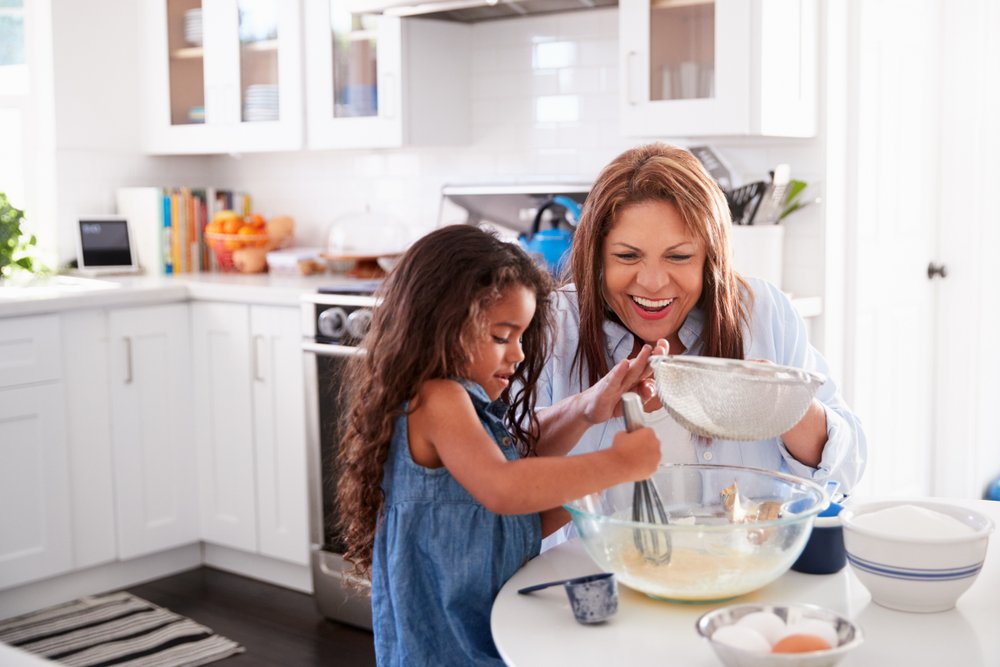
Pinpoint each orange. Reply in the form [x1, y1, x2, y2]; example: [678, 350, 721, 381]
[205, 221, 223, 235]
[245, 213, 266, 228]
[222, 218, 242, 235]
[237, 225, 267, 248]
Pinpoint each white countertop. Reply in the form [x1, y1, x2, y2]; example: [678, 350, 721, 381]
[0, 273, 824, 321]
[492, 498, 1000, 667]
[0, 272, 369, 318]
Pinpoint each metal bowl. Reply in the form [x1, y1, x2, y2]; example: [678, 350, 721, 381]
[564, 465, 827, 603]
[696, 603, 864, 667]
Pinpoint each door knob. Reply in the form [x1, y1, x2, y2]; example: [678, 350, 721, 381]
[927, 262, 948, 279]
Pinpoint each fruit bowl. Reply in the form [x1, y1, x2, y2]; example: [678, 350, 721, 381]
[564, 465, 827, 603]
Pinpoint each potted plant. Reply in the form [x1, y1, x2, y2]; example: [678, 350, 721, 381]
[0, 192, 46, 281]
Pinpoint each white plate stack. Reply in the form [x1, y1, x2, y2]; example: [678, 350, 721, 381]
[184, 9, 203, 46]
[244, 85, 279, 122]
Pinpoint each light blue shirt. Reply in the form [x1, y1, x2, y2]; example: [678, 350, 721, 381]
[538, 276, 867, 491]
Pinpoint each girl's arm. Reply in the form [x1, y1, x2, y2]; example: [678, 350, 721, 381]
[409, 379, 661, 516]
[540, 507, 571, 538]
[533, 340, 668, 457]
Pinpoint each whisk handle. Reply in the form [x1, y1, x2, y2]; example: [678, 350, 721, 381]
[621, 393, 644, 433]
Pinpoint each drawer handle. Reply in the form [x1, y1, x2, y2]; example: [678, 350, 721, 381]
[253, 335, 264, 382]
[124, 337, 133, 384]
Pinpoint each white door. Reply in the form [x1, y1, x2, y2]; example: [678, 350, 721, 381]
[109, 304, 198, 559]
[0, 383, 72, 589]
[192, 302, 258, 552]
[934, 0, 1000, 499]
[251, 305, 310, 564]
[845, 0, 941, 498]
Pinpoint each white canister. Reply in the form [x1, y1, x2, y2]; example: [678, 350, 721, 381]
[729, 224, 784, 290]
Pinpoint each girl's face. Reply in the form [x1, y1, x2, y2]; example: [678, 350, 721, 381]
[466, 284, 536, 401]
[602, 200, 706, 350]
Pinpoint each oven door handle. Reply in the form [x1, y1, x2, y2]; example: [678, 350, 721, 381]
[302, 341, 361, 357]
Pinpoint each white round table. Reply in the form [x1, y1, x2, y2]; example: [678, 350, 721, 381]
[492, 499, 1000, 666]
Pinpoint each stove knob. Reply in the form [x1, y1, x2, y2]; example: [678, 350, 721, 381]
[347, 308, 373, 340]
[318, 307, 348, 338]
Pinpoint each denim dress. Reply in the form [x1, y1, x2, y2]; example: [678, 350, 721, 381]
[371, 379, 542, 667]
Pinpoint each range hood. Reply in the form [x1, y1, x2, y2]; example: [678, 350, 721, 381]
[346, 0, 617, 23]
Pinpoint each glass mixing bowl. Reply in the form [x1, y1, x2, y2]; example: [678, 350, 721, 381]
[565, 465, 828, 604]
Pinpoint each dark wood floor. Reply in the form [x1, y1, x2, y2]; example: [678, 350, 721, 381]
[124, 567, 376, 667]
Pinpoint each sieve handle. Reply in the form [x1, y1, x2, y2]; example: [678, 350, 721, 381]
[621, 393, 644, 433]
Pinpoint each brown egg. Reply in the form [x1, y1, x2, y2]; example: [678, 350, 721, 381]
[772, 633, 832, 653]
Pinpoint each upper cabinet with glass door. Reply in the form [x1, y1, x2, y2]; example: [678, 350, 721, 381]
[619, 0, 817, 138]
[304, 0, 472, 149]
[139, 0, 303, 154]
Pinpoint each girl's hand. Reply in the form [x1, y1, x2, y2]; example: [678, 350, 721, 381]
[577, 344, 656, 424]
[609, 426, 661, 481]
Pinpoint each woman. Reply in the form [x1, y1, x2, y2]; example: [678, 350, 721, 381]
[534, 143, 866, 545]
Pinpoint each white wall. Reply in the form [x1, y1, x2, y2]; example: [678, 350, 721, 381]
[48, 0, 213, 265]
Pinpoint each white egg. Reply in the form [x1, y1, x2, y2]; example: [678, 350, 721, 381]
[735, 611, 787, 646]
[782, 619, 839, 648]
[711, 625, 773, 653]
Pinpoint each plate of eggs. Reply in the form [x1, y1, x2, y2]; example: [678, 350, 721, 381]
[696, 603, 863, 667]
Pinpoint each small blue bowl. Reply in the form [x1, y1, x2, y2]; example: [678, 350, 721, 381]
[792, 501, 846, 575]
[563, 573, 618, 624]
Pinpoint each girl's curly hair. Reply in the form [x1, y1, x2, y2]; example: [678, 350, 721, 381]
[334, 225, 555, 580]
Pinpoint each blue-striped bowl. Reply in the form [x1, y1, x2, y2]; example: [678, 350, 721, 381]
[840, 501, 994, 613]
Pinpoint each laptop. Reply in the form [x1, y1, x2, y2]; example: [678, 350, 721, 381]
[74, 216, 141, 276]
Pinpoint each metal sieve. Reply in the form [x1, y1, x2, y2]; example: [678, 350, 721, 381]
[649, 355, 827, 441]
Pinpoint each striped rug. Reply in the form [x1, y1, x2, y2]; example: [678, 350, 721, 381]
[0, 592, 244, 667]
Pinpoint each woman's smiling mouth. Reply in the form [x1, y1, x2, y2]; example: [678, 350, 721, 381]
[631, 295, 674, 311]
[628, 295, 675, 320]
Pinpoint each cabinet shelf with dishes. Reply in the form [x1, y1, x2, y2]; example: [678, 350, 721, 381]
[140, 0, 302, 154]
[619, 0, 818, 137]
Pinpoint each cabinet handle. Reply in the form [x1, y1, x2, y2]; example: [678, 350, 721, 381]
[253, 335, 264, 382]
[124, 337, 133, 384]
[382, 73, 395, 119]
[627, 51, 638, 106]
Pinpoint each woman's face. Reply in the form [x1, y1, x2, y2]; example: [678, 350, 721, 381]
[602, 200, 706, 350]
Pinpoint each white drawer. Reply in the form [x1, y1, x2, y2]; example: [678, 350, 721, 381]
[0, 314, 62, 388]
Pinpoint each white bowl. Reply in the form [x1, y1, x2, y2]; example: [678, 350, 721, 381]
[839, 500, 994, 613]
[696, 603, 863, 667]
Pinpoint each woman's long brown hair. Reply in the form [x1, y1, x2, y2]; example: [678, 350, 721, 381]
[335, 225, 555, 580]
[570, 143, 753, 387]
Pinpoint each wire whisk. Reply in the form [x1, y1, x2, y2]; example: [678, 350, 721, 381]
[622, 393, 671, 565]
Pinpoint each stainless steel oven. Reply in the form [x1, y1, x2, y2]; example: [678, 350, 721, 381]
[302, 283, 380, 630]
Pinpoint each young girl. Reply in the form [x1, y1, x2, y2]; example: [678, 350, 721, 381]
[337, 225, 660, 667]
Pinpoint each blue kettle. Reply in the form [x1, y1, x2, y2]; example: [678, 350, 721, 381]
[519, 195, 581, 275]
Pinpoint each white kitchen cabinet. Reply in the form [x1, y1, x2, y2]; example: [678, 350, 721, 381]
[191, 302, 309, 564]
[192, 302, 258, 552]
[304, 0, 471, 149]
[61, 310, 118, 571]
[619, 0, 817, 138]
[138, 0, 303, 154]
[0, 315, 72, 590]
[109, 304, 198, 559]
[251, 305, 309, 565]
